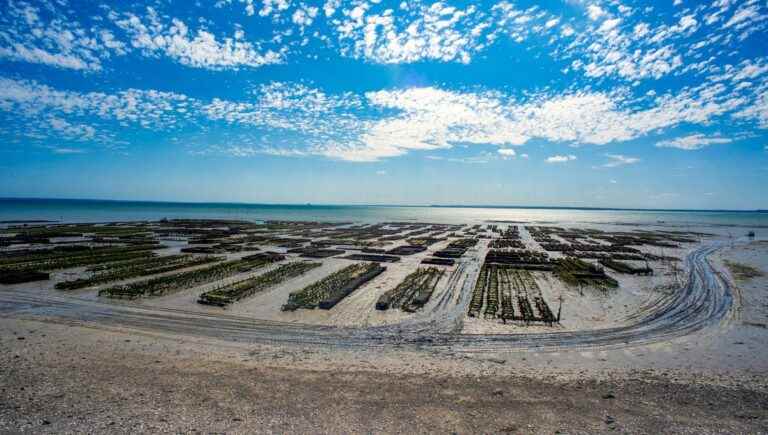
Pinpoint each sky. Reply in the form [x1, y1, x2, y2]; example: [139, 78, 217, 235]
[0, 0, 767, 209]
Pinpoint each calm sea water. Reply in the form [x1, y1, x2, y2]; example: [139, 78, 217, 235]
[1, 198, 766, 228]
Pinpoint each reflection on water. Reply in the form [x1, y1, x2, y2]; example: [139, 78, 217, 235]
[1, 198, 766, 227]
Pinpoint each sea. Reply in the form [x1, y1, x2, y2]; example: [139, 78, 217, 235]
[1, 198, 766, 230]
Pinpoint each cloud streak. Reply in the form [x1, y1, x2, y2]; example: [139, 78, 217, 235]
[602, 154, 640, 167]
[546, 154, 576, 163]
[656, 134, 732, 150]
[0, 74, 762, 162]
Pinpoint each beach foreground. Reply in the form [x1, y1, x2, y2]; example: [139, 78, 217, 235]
[1, 219, 767, 433]
[2, 312, 767, 434]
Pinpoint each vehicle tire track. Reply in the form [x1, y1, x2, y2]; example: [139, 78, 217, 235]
[0, 243, 735, 353]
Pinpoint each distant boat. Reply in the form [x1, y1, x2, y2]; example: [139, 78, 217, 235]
[748, 231, 756, 238]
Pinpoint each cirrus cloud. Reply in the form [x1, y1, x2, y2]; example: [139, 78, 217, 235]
[602, 154, 640, 167]
[545, 154, 577, 163]
[655, 134, 732, 150]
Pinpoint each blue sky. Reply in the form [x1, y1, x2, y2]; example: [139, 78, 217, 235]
[1, 0, 767, 209]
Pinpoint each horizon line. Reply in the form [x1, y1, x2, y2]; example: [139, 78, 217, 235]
[1, 196, 765, 214]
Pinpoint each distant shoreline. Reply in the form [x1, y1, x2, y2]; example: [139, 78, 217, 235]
[0, 197, 764, 214]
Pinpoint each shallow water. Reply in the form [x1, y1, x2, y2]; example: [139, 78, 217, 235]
[1, 198, 767, 227]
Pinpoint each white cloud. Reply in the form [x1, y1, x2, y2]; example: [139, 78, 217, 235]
[0, 77, 197, 143]
[424, 153, 495, 164]
[199, 144, 309, 158]
[733, 78, 768, 127]
[724, 4, 761, 29]
[292, 5, 319, 30]
[319, 143, 404, 162]
[334, 2, 485, 64]
[545, 18, 560, 29]
[339, 87, 529, 161]
[258, 0, 292, 17]
[201, 80, 754, 162]
[497, 148, 516, 158]
[0, 46, 96, 71]
[49, 117, 96, 141]
[4, 69, 760, 163]
[553, 1, 765, 83]
[633, 23, 650, 38]
[655, 134, 732, 150]
[361, 89, 637, 158]
[678, 15, 698, 32]
[324, 0, 341, 17]
[0, 0, 763, 93]
[332, 1, 564, 65]
[50, 147, 86, 154]
[0, 1, 766, 168]
[602, 154, 640, 167]
[599, 18, 621, 33]
[114, 12, 285, 70]
[587, 5, 606, 21]
[216, 0, 257, 16]
[577, 42, 684, 81]
[0, 3, 126, 71]
[546, 154, 576, 163]
[204, 82, 364, 140]
[375, 170, 387, 175]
